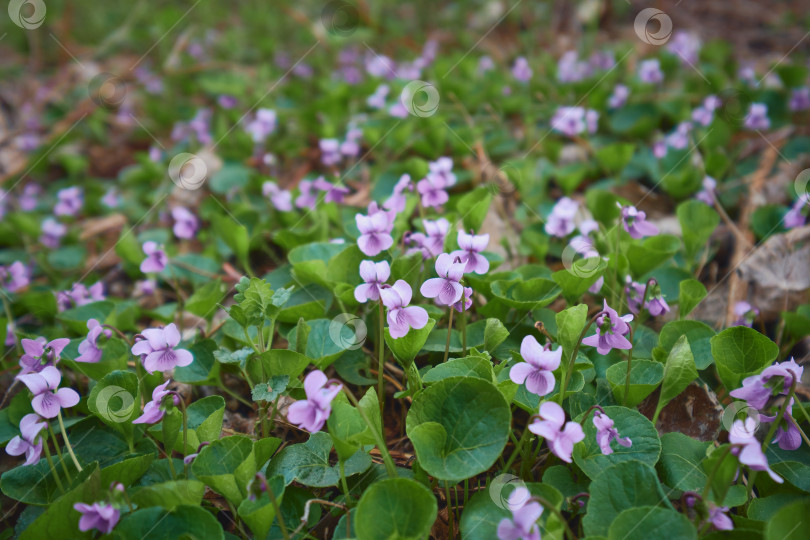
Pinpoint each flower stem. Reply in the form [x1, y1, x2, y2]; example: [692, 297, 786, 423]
[267, 484, 290, 540]
[502, 425, 531, 474]
[42, 440, 65, 494]
[701, 444, 734, 501]
[558, 313, 599, 405]
[48, 422, 72, 482]
[623, 326, 635, 407]
[339, 459, 351, 503]
[461, 301, 467, 356]
[342, 387, 398, 478]
[534, 495, 576, 540]
[57, 411, 82, 472]
[378, 300, 386, 420]
[443, 308, 455, 364]
[179, 398, 189, 478]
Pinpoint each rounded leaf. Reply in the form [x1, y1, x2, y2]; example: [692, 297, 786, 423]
[355, 478, 437, 540]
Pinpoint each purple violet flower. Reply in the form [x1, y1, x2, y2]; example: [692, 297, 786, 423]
[76, 319, 112, 363]
[54, 186, 83, 217]
[319, 139, 342, 166]
[789, 87, 810, 112]
[133, 379, 174, 424]
[0, 261, 30, 292]
[295, 179, 318, 210]
[245, 108, 277, 143]
[621, 205, 659, 239]
[453, 286, 473, 313]
[638, 59, 664, 84]
[732, 301, 758, 327]
[367, 84, 389, 109]
[287, 370, 342, 432]
[450, 230, 490, 274]
[528, 401, 585, 463]
[744, 103, 770, 130]
[262, 181, 293, 211]
[380, 280, 429, 339]
[314, 177, 350, 204]
[729, 358, 803, 411]
[608, 84, 629, 108]
[707, 503, 733, 531]
[593, 409, 632, 455]
[17, 366, 80, 418]
[497, 486, 542, 540]
[509, 336, 562, 397]
[356, 207, 394, 257]
[140, 242, 168, 274]
[544, 197, 579, 238]
[763, 399, 802, 451]
[512, 57, 532, 82]
[416, 175, 449, 209]
[354, 260, 391, 303]
[582, 300, 634, 355]
[420, 253, 466, 306]
[171, 206, 199, 240]
[383, 174, 413, 213]
[696, 176, 717, 205]
[20, 337, 70, 374]
[6, 413, 46, 465]
[728, 418, 782, 483]
[131, 323, 194, 374]
[74, 502, 120, 535]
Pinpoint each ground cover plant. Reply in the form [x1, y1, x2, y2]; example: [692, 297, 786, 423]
[1, 1, 810, 538]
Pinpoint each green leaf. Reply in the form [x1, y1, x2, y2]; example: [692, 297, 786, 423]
[657, 432, 710, 494]
[606, 359, 664, 407]
[423, 352, 494, 383]
[456, 186, 493, 232]
[406, 377, 510, 482]
[175, 339, 218, 384]
[355, 478, 438, 540]
[701, 444, 737, 504]
[607, 506, 696, 540]
[266, 431, 371, 487]
[17, 464, 101, 540]
[115, 505, 225, 540]
[385, 318, 436, 367]
[214, 347, 253, 369]
[765, 502, 810, 540]
[556, 303, 588, 382]
[461, 482, 564, 540]
[86, 370, 140, 438]
[483, 318, 510, 353]
[654, 336, 698, 419]
[186, 279, 227, 318]
[252, 375, 290, 402]
[328, 388, 381, 461]
[490, 278, 561, 309]
[287, 318, 350, 368]
[678, 279, 707, 318]
[191, 435, 256, 505]
[232, 276, 277, 327]
[711, 326, 778, 392]
[596, 143, 636, 173]
[150, 395, 225, 454]
[552, 258, 607, 299]
[237, 475, 286, 540]
[57, 301, 114, 334]
[609, 103, 660, 136]
[573, 406, 662, 480]
[627, 235, 680, 278]
[251, 349, 310, 379]
[212, 213, 249, 267]
[659, 320, 716, 369]
[130, 480, 205, 510]
[582, 461, 669, 536]
[677, 200, 719, 261]
[210, 162, 250, 193]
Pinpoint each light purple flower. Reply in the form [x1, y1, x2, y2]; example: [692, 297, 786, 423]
[131, 323, 193, 374]
[74, 502, 120, 535]
[340, 127, 362, 157]
[512, 57, 532, 82]
[20, 337, 70, 374]
[707, 503, 733, 531]
[287, 370, 342, 432]
[784, 194, 809, 229]
[729, 358, 803, 410]
[356, 208, 394, 256]
[57, 281, 105, 311]
[593, 410, 632, 455]
[428, 157, 456, 187]
[509, 336, 561, 397]
[589, 51, 615, 71]
[551, 107, 587, 137]
[544, 197, 579, 237]
[140, 241, 167, 274]
[133, 379, 174, 424]
[19, 183, 41, 211]
[245, 108, 277, 143]
[728, 418, 782, 483]
[388, 102, 409, 118]
[764, 399, 802, 451]
[557, 51, 592, 83]
[101, 188, 120, 208]
[528, 401, 585, 463]
[582, 300, 634, 355]
[295, 179, 318, 210]
[171, 206, 199, 240]
[17, 366, 80, 418]
[314, 177, 350, 204]
[789, 87, 810, 112]
[148, 145, 162, 162]
[450, 230, 489, 274]
[732, 300, 758, 327]
[420, 253, 466, 306]
[381, 280, 429, 339]
[638, 59, 663, 84]
[134, 279, 157, 297]
[416, 175, 449, 208]
[0, 261, 30, 292]
[383, 174, 413, 213]
[218, 95, 238, 109]
[478, 56, 495, 75]
[453, 286, 473, 313]
[608, 84, 629, 108]
[667, 31, 701, 65]
[320, 139, 342, 166]
[6, 413, 46, 465]
[497, 486, 542, 540]
[744, 103, 770, 130]
[76, 319, 112, 363]
[262, 181, 293, 211]
[54, 187, 83, 217]
[367, 84, 390, 109]
[5, 322, 15, 347]
[696, 176, 717, 205]
[354, 260, 391, 303]
[625, 278, 647, 315]
[621, 205, 659, 239]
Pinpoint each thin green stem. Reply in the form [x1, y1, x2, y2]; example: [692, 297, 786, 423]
[534, 495, 576, 540]
[269, 477, 290, 540]
[378, 300, 386, 420]
[461, 300, 467, 356]
[502, 425, 531, 474]
[443, 308, 455, 364]
[788, 416, 810, 448]
[48, 423, 72, 482]
[701, 445, 734, 501]
[342, 387, 397, 478]
[339, 459, 351, 503]
[558, 313, 600, 405]
[57, 411, 82, 472]
[42, 440, 65, 494]
[623, 326, 635, 407]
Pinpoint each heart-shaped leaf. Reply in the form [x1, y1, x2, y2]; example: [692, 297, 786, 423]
[355, 478, 438, 540]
